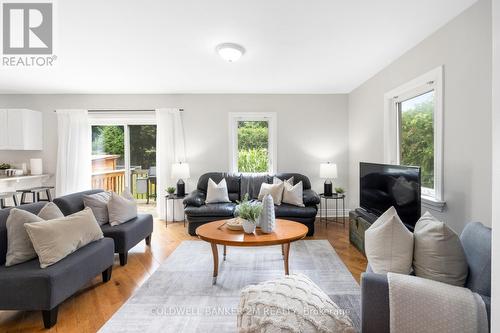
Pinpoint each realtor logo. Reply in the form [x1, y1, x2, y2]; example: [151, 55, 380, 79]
[2, 2, 53, 54]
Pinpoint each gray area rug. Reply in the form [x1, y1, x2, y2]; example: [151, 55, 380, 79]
[99, 240, 361, 333]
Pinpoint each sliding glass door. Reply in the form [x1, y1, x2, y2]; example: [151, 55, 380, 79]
[90, 124, 157, 203]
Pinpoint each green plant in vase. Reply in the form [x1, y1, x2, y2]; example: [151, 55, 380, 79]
[166, 186, 176, 195]
[236, 194, 263, 233]
[335, 187, 345, 195]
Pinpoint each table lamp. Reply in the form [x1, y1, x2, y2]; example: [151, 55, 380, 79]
[320, 162, 337, 196]
[171, 162, 190, 196]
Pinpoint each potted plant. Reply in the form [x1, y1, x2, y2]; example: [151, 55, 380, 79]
[236, 194, 263, 234]
[166, 186, 176, 195]
[0, 163, 10, 176]
[335, 187, 345, 196]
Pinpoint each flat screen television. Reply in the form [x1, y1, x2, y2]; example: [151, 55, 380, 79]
[360, 162, 421, 229]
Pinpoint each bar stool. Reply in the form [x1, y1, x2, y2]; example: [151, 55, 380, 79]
[17, 186, 54, 204]
[0, 192, 19, 209]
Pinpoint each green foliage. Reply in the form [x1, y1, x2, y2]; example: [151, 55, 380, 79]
[237, 121, 269, 173]
[236, 194, 263, 223]
[400, 100, 434, 188]
[0, 163, 11, 170]
[92, 125, 157, 170]
[335, 187, 345, 194]
[238, 148, 268, 173]
[166, 186, 176, 194]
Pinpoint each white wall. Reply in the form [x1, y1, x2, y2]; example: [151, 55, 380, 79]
[491, 0, 499, 329]
[0, 94, 348, 196]
[348, 0, 492, 232]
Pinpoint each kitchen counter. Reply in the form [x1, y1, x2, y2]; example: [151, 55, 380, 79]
[0, 174, 51, 182]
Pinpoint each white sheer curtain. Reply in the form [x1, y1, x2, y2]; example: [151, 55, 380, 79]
[55, 110, 91, 196]
[156, 108, 186, 218]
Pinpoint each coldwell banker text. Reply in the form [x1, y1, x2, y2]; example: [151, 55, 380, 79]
[2, 2, 56, 66]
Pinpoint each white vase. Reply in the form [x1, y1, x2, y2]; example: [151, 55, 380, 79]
[260, 194, 276, 233]
[242, 219, 256, 234]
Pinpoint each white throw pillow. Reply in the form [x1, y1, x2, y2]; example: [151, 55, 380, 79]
[273, 176, 293, 185]
[413, 212, 468, 286]
[365, 206, 414, 274]
[107, 190, 138, 226]
[258, 182, 284, 205]
[24, 207, 104, 268]
[283, 181, 304, 207]
[206, 178, 231, 203]
[83, 191, 112, 225]
[5, 209, 44, 266]
[37, 202, 64, 220]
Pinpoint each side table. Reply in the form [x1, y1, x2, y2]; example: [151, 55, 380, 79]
[165, 194, 186, 227]
[319, 193, 346, 227]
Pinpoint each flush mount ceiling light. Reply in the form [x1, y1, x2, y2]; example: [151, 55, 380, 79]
[216, 43, 245, 62]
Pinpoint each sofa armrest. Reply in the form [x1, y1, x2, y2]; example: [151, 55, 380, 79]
[183, 190, 206, 207]
[361, 272, 390, 333]
[303, 189, 320, 206]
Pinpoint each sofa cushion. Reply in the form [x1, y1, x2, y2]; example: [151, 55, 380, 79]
[0, 202, 48, 266]
[5, 209, 44, 266]
[184, 203, 236, 217]
[413, 212, 468, 286]
[274, 203, 317, 218]
[37, 202, 64, 220]
[83, 191, 112, 225]
[108, 190, 138, 226]
[365, 206, 413, 275]
[0, 237, 114, 310]
[258, 182, 284, 205]
[100, 213, 153, 253]
[25, 207, 104, 268]
[206, 178, 231, 203]
[460, 222, 491, 296]
[197, 173, 241, 202]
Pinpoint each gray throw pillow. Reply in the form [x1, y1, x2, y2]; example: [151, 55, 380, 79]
[83, 191, 112, 225]
[413, 212, 468, 286]
[5, 209, 44, 266]
[107, 190, 138, 226]
[37, 202, 64, 220]
[24, 207, 104, 268]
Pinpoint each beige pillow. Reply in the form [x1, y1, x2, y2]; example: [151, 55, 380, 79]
[283, 181, 304, 207]
[37, 202, 64, 220]
[365, 206, 414, 274]
[83, 191, 112, 225]
[24, 207, 104, 268]
[413, 212, 468, 286]
[258, 182, 284, 205]
[205, 178, 231, 203]
[5, 209, 44, 266]
[107, 190, 138, 226]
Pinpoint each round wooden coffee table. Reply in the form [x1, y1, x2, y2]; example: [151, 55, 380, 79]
[196, 219, 308, 284]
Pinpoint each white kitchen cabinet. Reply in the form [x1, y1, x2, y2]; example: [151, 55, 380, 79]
[0, 109, 43, 150]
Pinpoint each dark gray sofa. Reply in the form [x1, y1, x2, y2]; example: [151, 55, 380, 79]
[360, 222, 491, 333]
[184, 172, 320, 236]
[0, 202, 115, 328]
[53, 189, 153, 266]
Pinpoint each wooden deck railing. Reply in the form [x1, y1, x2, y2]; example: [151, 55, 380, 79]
[91, 170, 126, 194]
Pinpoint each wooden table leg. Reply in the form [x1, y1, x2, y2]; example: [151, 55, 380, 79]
[281, 244, 285, 258]
[211, 242, 219, 285]
[283, 242, 290, 275]
[223, 245, 227, 261]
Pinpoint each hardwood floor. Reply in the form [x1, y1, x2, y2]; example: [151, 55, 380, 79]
[0, 217, 367, 333]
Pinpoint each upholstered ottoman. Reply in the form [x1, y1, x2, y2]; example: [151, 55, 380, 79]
[238, 274, 355, 333]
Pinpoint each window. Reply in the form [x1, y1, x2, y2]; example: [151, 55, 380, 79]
[384, 67, 444, 210]
[229, 113, 277, 173]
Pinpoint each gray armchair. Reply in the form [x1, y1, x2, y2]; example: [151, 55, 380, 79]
[360, 222, 491, 333]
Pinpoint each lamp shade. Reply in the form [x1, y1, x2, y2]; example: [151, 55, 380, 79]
[171, 162, 190, 179]
[320, 163, 337, 179]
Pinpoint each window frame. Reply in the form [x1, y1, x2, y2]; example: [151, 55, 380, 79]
[228, 112, 277, 174]
[384, 66, 445, 210]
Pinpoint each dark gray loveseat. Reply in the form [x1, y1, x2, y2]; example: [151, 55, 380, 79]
[0, 202, 115, 328]
[360, 222, 491, 333]
[184, 172, 320, 236]
[53, 189, 154, 266]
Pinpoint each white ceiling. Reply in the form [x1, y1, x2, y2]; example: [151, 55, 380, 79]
[0, 0, 477, 94]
